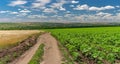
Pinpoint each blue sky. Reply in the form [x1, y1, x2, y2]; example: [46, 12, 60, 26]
[0, 0, 120, 22]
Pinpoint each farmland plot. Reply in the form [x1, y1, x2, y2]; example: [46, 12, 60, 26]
[0, 30, 41, 48]
[50, 27, 120, 64]
[0, 30, 43, 64]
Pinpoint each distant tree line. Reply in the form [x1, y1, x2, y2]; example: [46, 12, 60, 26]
[0, 22, 120, 30]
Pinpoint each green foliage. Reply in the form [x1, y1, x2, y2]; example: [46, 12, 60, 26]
[50, 27, 120, 64]
[28, 44, 44, 64]
[0, 55, 10, 64]
[0, 51, 21, 64]
[0, 22, 120, 30]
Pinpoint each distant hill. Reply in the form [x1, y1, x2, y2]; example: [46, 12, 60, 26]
[0, 22, 120, 30]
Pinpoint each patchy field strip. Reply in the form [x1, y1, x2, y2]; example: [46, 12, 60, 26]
[0, 30, 42, 48]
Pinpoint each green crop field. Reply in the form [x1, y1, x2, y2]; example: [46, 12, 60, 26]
[49, 27, 120, 64]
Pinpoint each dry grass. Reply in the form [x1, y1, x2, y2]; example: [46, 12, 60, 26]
[0, 30, 43, 48]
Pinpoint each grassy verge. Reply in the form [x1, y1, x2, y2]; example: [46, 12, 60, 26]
[50, 33, 75, 64]
[0, 52, 21, 64]
[28, 44, 44, 64]
[58, 42, 75, 64]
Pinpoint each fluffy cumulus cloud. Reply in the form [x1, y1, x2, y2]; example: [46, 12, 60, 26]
[32, 0, 51, 8]
[8, 0, 27, 6]
[28, 15, 47, 19]
[89, 5, 115, 11]
[59, 6, 66, 11]
[16, 9, 31, 17]
[43, 8, 57, 13]
[73, 4, 89, 10]
[66, 12, 120, 22]
[71, 0, 79, 4]
[49, 0, 79, 11]
[74, 4, 115, 11]
[49, 0, 66, 11]
[1, 0, 120, 22]
[96, 12, 112, 17]
[0, 11, 10, 13]
[0, 11, 19, 15]
[19, 9, 31, 13]
[0, 9, 31, 17]
[10, 12, 19, 14]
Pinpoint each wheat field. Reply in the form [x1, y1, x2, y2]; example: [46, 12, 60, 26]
[0, 30, 41, 48]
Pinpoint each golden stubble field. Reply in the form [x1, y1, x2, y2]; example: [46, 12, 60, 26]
[0, 30, 42, 48]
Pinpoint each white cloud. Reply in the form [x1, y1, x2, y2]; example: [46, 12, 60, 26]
[50, 3, 65, 11]
[59, 6, 66, 11]
[19, 9, 31, 13]
[64, 14, 74, 17]
[43, 8, 57, 13]
[32, 3, 43, 8]
[59, 11, 120, 22]
[0, 9, 31, 18]
[104, 6, 115, 9]
[89, 7, 101, 11]
[8, 0, 27, 6]
[74, 4, 115, 11]
[50, 3, 61, 8]
[0, 11, 18, 15]
[56, 0, 79, 4]
[49, 0, 67, 11]
[0, 9, 31, 17]
[36, 0, 50, 3]
[16, 13, 28, 17]
[73, 4, 89, 10]
[96, 12, 112, 16]
[1, 0, 119, 22]
[71, 0, 79, 4]
[70, 12, 120, 22]
[0, 11, 10, 13]
[17, 9, 32, 17]
[89, 5, 115, 11]
[31, 0, 77, 12]
[32, 0, 51, 8]
[10, 12, 19, 14]
[28, 15, 47, 19]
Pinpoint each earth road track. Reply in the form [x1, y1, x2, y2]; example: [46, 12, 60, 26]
[9, 33, 62, 64]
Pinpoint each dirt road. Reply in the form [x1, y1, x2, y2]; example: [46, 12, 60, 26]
[40, 33, 62, 64]
[10, 33, 62, 64]
[9, 34, 43, 64]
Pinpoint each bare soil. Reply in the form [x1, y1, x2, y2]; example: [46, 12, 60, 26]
[9, 34, 42, 64]
[9, 33, 62, 64]
[40, 33, 62, 64]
